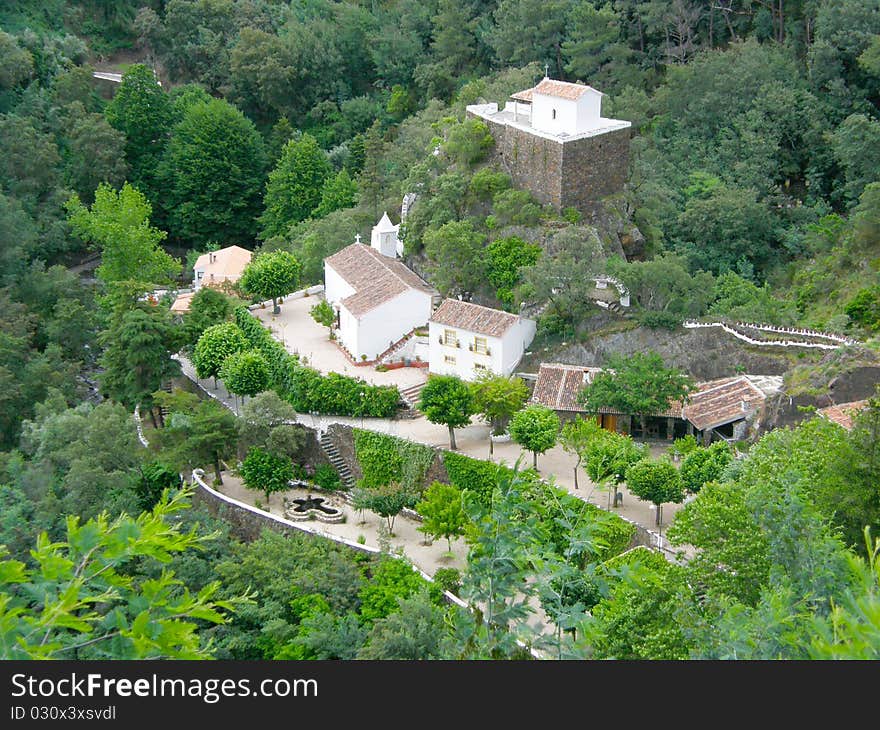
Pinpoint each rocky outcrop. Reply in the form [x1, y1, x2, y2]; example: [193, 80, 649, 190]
[525, 324, 798, 381]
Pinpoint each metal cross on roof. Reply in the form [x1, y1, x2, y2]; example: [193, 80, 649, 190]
[355, 233, 361, 244]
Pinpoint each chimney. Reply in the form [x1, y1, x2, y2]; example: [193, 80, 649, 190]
[741, 400, 748, 412]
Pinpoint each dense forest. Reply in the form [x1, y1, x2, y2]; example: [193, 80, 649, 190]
[0, 0, 879, 660]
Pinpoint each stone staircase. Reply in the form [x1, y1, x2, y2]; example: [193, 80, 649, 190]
[319, 431, 354, 490]
[399, 381, 426, 410]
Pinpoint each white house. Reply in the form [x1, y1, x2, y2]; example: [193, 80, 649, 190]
[428, 299, 536, 381]
[193, 245, 252, 291]
[323, 214, 435, 361]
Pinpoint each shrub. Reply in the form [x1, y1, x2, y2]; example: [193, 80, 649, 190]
[638, 310, 683, 330]
[310, 299, 335, 328]
[432, 567, 462, 595]
[313, 463, 342, 491]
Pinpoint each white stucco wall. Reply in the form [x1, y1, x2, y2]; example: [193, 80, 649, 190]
[348, 288, 432, 360]
[501, 318, 536, 374]
[428, 322, 500, 380]
[337, 303, 360, 360]
[428, 316, 536, 380]
[324, 263, 355, 308]
[532, 89, 603, 136]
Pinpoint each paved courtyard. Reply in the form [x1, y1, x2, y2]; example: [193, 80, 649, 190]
[251, 294, 427, 390]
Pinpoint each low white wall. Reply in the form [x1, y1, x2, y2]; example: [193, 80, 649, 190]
[190, 468, 469, 610]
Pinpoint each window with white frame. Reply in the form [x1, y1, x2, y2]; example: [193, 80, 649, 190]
[444, 354, 456, 365]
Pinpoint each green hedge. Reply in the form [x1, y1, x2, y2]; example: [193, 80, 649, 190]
[442, 451, 516, 506]
[353, 429, 435, 492]
[234, 307, 400, 418]
[601, 545, 670, 573]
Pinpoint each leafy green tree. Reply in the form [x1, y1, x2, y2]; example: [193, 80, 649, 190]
[358, 590, 451, 659]
[63, 108, 129, 204]
[586, 560, 693, 659]
[606, 253, 715, 318]
[0, 488, 244, 659]
[193, 322, 248, 386]
[237, 391, 304, 462]
[709, 270, 797, 324]
[680, 441, 734, 494]
[563, 1, 633, 87]
[416, 482, 467, 552]
[358, 557, 428, 622]
[98, 305, 182, 426]
[832, 113, 880, 206]
[311, 168, 357, 219]
[470, 371, 530, 454]
[517, 226, 606, 324]
[418, 375, 474, 450]
[162, 98, 267, 247]
[455, 467, 542, 658]
[238, 250, 302, 314]
[240, 446, 294, 506]
[0, 30, 34, 90]
[182, 400, 240, 486]
[672, 184, 779, 276]
[415, 0, 478, 99]
[491, 0, 570, 76]
[104, 63, 172, 199]
[810, 527, 880, 659]
[441, 118, 494, 168]
[486, 236, 541, 308]
[65, 182, 180, 291]
[667, 480, 771, 606]
[309, 299, 336, 332]
[559, 416, 604, 490]
[583, 429, 648, 508]
[423, 220, 487, 296]
[182, 286, 235, 349]
[363, 482, 414, 535]
[135, 461, 181, 511]
[509, 404, 560, 470]
[220, 351, 269, 402]
[625, 459, 684, 525]
[579, 351, 694, 438]
[259, 134, 331, 239]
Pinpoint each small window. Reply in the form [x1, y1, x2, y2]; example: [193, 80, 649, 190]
[473, 337, 489, 355]
[444, 355, 456, 365]
[443, 329, 459, 347]
[474, 363, 487, 371]
[552, 108, 556, 120]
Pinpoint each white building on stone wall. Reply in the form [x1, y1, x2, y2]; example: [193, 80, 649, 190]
[428, 298, 536, 381]
[323, 213, 435, 361]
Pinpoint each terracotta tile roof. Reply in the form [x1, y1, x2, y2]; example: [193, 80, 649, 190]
[170, 291, 195, 314]
[680, 376, 766, 431]
[533, 78, 601, 101]
[429, 299, 520, 338]
[325, 243, 434, 318]
[531, 365, 768, 429]
[818, 400, 869, 430]
[194, 245, 252, 281]
[510, 88, 534, 102]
